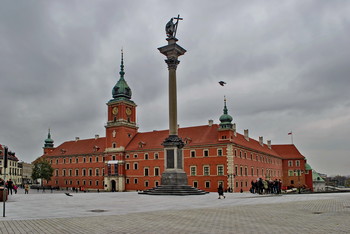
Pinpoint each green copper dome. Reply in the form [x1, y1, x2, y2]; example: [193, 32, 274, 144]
[219, 97, 233, 129]
[112, 51, 132, 100]
[44, 129, 54, 148]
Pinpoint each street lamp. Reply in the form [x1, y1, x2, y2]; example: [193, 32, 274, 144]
[295, 169, 304, 194]
[227, 174, 235, 193]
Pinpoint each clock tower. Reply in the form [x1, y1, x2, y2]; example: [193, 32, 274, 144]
[105, 51, 138, 150]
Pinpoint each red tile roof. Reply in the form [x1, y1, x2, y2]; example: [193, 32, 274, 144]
[233, 133, 280, 157]
[126, 124, 221, 151]
[271, 144, 305, 159]
[43, 127, 304, 160]
[46, 137, 106, 156]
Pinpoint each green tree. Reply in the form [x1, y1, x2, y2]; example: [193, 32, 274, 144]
[31, 159, 54, 186]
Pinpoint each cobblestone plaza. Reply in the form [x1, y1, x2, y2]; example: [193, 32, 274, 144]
[1, 190, 349, 233]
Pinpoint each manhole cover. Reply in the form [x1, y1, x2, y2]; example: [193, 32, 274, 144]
[312, 212, 323, 214]
[90, 209, 107, 213]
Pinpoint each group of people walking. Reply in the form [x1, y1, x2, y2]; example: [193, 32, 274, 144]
[0, 178, 30, 194]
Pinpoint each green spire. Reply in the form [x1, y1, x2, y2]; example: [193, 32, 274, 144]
[44, 128, 54, 148]
[219, 96, 233, 129]
[112, 49, 132, 100]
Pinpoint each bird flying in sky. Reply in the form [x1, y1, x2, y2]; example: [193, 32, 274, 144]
[219, 81, 226, 86]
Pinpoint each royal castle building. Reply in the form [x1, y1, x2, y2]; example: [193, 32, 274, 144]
[39, 53, 312, 193]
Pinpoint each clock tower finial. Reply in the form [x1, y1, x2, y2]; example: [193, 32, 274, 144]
[112, 50, 132, 100]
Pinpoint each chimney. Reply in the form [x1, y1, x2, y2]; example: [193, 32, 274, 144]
[259, 136, 263, 146]
[208, 120, 213, 126]
[75, 137, 80, 141]
[95, 134, 99, 139]
[267, 140, 271, 149]
[244, 129, 249, 141]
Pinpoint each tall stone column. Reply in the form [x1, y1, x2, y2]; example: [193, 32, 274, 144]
[139, 16, 207, 195]
[158, 38, 187, 185]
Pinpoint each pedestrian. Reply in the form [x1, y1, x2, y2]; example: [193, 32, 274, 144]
[6, 179, 13, 195]
[13, 184, 18, 194]
[24, 184, 29, 194]
[217, 183, 225, 199]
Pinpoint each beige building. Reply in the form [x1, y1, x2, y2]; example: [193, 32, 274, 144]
[0, 145, 22, 185]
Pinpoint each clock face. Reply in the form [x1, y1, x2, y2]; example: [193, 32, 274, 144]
[126, 107, 132, 116]
[112, 107, 118, 115]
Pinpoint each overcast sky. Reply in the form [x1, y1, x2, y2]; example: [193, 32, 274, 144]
[1, 0, 349, 176]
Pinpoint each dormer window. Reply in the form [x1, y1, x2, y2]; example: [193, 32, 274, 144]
[184, 137, 192, 145]
[138, 141, 146, 148]
[93, 145, 100, 152]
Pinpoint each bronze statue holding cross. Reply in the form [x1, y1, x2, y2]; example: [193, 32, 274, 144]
[165, 15, 183, 39]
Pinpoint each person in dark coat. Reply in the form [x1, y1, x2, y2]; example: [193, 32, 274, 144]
[217, 183, 225, 199]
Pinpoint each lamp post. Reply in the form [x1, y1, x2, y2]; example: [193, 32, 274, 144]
[1, 145, 9, 217]
[227, 174, 235, 193]
[295, 169, 304, 194]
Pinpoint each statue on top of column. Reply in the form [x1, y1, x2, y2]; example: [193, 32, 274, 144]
[165, 15, 183, 39]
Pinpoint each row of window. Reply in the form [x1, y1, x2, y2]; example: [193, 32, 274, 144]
[0, 167, 21, 176]
[234, 149, 280, 165]
[288, 170, 303, 176]
[0, 160, 18, 167]
[51, 156, 103, 165]
[288, 160, 301, 167]
[55, 179, 103, 187]
[189, 149, 223, 158]
[126, 178, 222, 189]
[125, 153, 159, 160]
[55, 168, 104, 177]
[234, 165, 281, 178]
[190, 165, 224, 176]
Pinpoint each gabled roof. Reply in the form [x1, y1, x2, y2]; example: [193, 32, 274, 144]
[45, 137, 106, 156]
[312, 170, 325, 182]
[271, 144, 305, 159]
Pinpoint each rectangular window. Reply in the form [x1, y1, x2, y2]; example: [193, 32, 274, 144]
[190, 166, 197, 176]
[193, 181, 198, 188]
[296, 160, 300, 167]
[288, 170, 294, 176]
[218, 149, 223, 156]
[204, 150, 209, 157]
[144, 167, 149, 176]
[154, 167, 160, 176]
[191, 150, 196, 158]
[145, 181, 149, 187]
[145, 154, 149, 160]
[217, 165, 224, 176]
[133, 163, 138, 170]
[125, 163, 130, 170]
[134, 178, 138, 184]
[288, 160, 293, 167]
[251, 167, 254, 176]
[203, 166, 210, 176]
[205, 181, 210, 188]
[126, 178, 130, 184]
[154, 153, 159, 159]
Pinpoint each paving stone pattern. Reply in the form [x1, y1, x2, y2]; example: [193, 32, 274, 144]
[0, 190, 349, 233]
